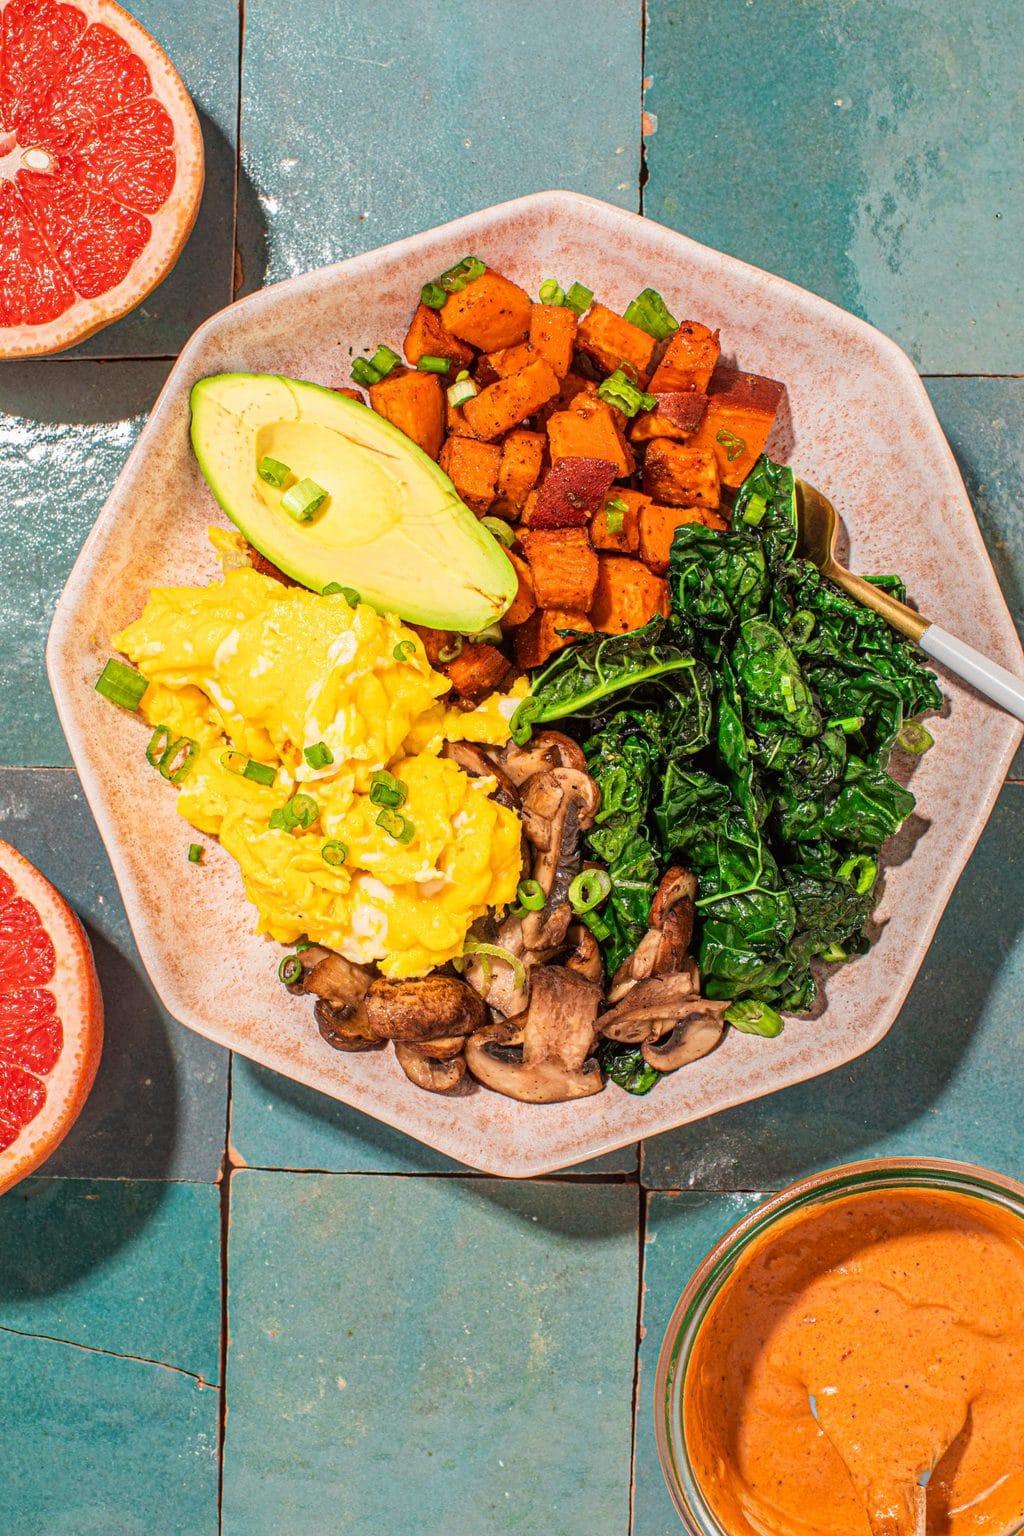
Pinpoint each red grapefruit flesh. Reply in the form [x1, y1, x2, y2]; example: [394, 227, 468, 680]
[0, 839, 103, 1194]
[0, 0, 204, 356]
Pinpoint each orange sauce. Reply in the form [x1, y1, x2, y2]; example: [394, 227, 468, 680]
[683, 1188, 1024, 1536]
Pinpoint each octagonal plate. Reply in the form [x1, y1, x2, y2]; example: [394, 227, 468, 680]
[47, 191, 1023, 1177]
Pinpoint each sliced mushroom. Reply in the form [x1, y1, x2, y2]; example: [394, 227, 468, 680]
[364, 974, 486, 1042]
[303, 951, 374, 1005]
[649, 867, 698, 929]
[608, 866, 698, 1000]
[315, 998, 384, 1052]
[565, 923, 603, 985]
[520, 767, 600, 951]
[464, 965, 603, 1103]
[599, 971, 700, 1044]
[282, 944, 333, 995]
[641, 999, 729, 1071]
[441, 740, 521, 812]
[394, 1041, 466, 1094]
[498, 730, 588, 787]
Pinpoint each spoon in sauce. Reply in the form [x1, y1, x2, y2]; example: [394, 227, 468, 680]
[809, 1393, 957, 1536]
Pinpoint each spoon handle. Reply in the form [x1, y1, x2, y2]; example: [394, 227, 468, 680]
[920, 626, 1024, 723]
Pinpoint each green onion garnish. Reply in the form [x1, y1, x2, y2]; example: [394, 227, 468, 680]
[375, 807, 415, 843]
[605, 508, 625, 534]
[896, 720, 934, 755]
[828, 715, 864, 735]
[369, 344, 401, 378]
[420, 281, 447, 309]
[741, 493, 768, 527]
[538, 278, 565, 306]
[568, 868, 612, 914]
[351, 357, 382, 387]
[580, 909, 612, 942]
[304, 741, 334, 770]
[257, 455, 290, 487]
[461, 938, 526, 991]
[393, 640, 417, 662]
[322, 582, 342, 594]
[838, 854, 878, 896]
[321, 840, 348, 867]
[446, 376, 477, 408]
[480, 516, 514, 548]
[597, 368, 657, 419]
[563, 281, 593, 317]
[437, 637, 463, 662]
[281, 477, 328, 522]
[820, 943, 848, 964]
[187, 843, 203, 864]
[516, 878, 546, 912]
[146, 724, 173, 768]
[159, 736, 198, 785]
[622, 287, 679, 340]
[417, 355, 451, 374]
[321, 582, 361, 605]
[278, 953, 304, 987]
[724, 999, 784, 1037]
[95, 658, 148, 711]
[369, 769, 407, 809]
[439, 255, 485, 294]
[467, 622, 504, 645]
[269, 793, 320, 832]
[221, 750, 276, 787]
[715, 428, 747, 463]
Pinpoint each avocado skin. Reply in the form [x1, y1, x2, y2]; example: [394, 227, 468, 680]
[189, 372, 516, 632]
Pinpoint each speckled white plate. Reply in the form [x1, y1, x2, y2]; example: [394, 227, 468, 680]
[47, 191, 1023, 1177]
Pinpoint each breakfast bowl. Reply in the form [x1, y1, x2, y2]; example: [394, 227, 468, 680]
[46, 190, 1023, 1176]
[655, 1157, 1024, 1535]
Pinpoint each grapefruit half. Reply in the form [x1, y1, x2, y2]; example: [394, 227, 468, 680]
[0, 0, 204, 356]
[0, 838, 103, 1195]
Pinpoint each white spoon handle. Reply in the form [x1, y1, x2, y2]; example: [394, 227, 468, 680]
[920, 625, 1024, 723]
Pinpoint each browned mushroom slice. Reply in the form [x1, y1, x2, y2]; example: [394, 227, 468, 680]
[608, 866, 699, 999]
[394, 1041, 466, 1094]
[304, 951, 374, 1005]
[462, 913, 533, 1018]
[281, 944, 333, 995]
[364, 974, 486, 1042]
[641, 999, 729, 1072]
[648, 867, 698, 929]
[598, 971, 700, 1044]
[565, 923, 604, 984]
[441, 741, 521, 812]
[498, 730, 588, 787]
[315, 998, 384, 1052]
[464, 965, 603, 1103]
[520, 767, 601, 950]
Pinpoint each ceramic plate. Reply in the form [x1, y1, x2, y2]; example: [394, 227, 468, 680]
[47, 191, 1023, 1177]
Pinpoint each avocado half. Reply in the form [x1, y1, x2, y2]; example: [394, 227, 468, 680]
[189, 372, 516, 632]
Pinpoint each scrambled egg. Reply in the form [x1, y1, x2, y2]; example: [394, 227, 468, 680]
[114, 562, 527, 978]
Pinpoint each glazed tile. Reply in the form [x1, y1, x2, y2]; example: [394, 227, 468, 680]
[644, 0, 1023, 372]
[642, 784, 1024, 1189]
[0, 363, 170, 769]
[632, 1192, 762, 1536]
[222, 1172, 638, 1535]
[0, 1179, 220, 1383]
[66, 0, 240, 358]
[238, 0, 642, 291]
[0, 770, 229, 1182]
[0, 1329, 218, 1536]
[229, 1055, 637, 1176]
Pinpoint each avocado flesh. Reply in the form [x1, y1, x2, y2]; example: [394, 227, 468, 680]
[189, 372, 516, 631]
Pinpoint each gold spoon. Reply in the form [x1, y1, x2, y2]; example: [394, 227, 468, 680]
[794, 479, 1024, 723]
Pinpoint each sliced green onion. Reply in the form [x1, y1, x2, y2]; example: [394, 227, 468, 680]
[838, 854, 878, 896]
[480, 516, 514, 548]
[538, 278, 565, 306]
[605, 496, 628, 512]
[455, 369, 470, 381]
[439, 255, 486, 294]
[461, 938, 527, 992]
[420, 280, 447, 309]
[741, 492, 768, 527]
[827, 715, 864, 735]
[146, 724, 173, 768]
[563, 281, 593, 317]
[724, 999, 784, 1037]
[269, 793, 320, 833]
[95, 658, 148, 711]
[467, 621, 503, 644]
[369, 344, 401, 378]
[598, 368, 657, 419]
[375, 807, 415, 843]
[257, 455, 290, 487]
[897, 720, 934, 755]
[605, 507, 625, 534]
[278, 953, 304, 987]
[446, 376, 478, 408]
[322, 582, 360, 605]
[159, 735, 198, 784]
[715, 428, 747, 463]
[221, 750, 276, 787]
[369, 769, 407, 809]
[580, 908, 612, 942]
[568, 868, 612, 914]
[304, 741, 334, 770]
[417, 355, 451, 374]
[820, 943, 848, 964]
[321, 839, 348, 867]
[187, 843, 203, 864]
[281, 477, 328, 522]
[351, 357, 382, 387]
[623, 287, 679, 341]
[393, 639, 417, 662]
[437, 636, 463, 662]
[516, 879, 546, 911]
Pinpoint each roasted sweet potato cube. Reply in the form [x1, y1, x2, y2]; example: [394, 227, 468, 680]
[445, 398, 481, 439]
[403, 303, 475, 369]
[410, 625, 455, 665]
[514, 609, 593, 670]
[528, 304, 578, 378]
[497, 430, 545, 507]
[333, 386, 365, 403]
[486, 341, 536, 378]
[369, 369, 444, 459]
[461, 358, 560, 442]
[630, 391, 709, 445]
[648, 321, 721, 394]
[522, 528, 599, 611]
[591, 556, 670, 634]
[590, 489, 645, 553]
[639, 502, 726, 574]
[642, 441, 720, 509]
[502, 550, 537, 626]
[547, 396, 634, 478]
[576, 303, 656, 382]
[686, 365, 786, 487]
[439, 436, 502, 514]
[443, 643, 514, 704]
[439, 270, 532, 352]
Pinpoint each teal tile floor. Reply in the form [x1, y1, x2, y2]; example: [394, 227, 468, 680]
[0, 3, 1021, 1530]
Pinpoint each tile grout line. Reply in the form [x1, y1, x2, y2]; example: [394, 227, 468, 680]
[627, 1183, 648, 1536]
[638, 0, 649, 216]
[0, 1320, 218, 1387]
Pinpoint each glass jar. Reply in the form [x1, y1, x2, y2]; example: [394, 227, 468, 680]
[654, 1157, 1024, 1535]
